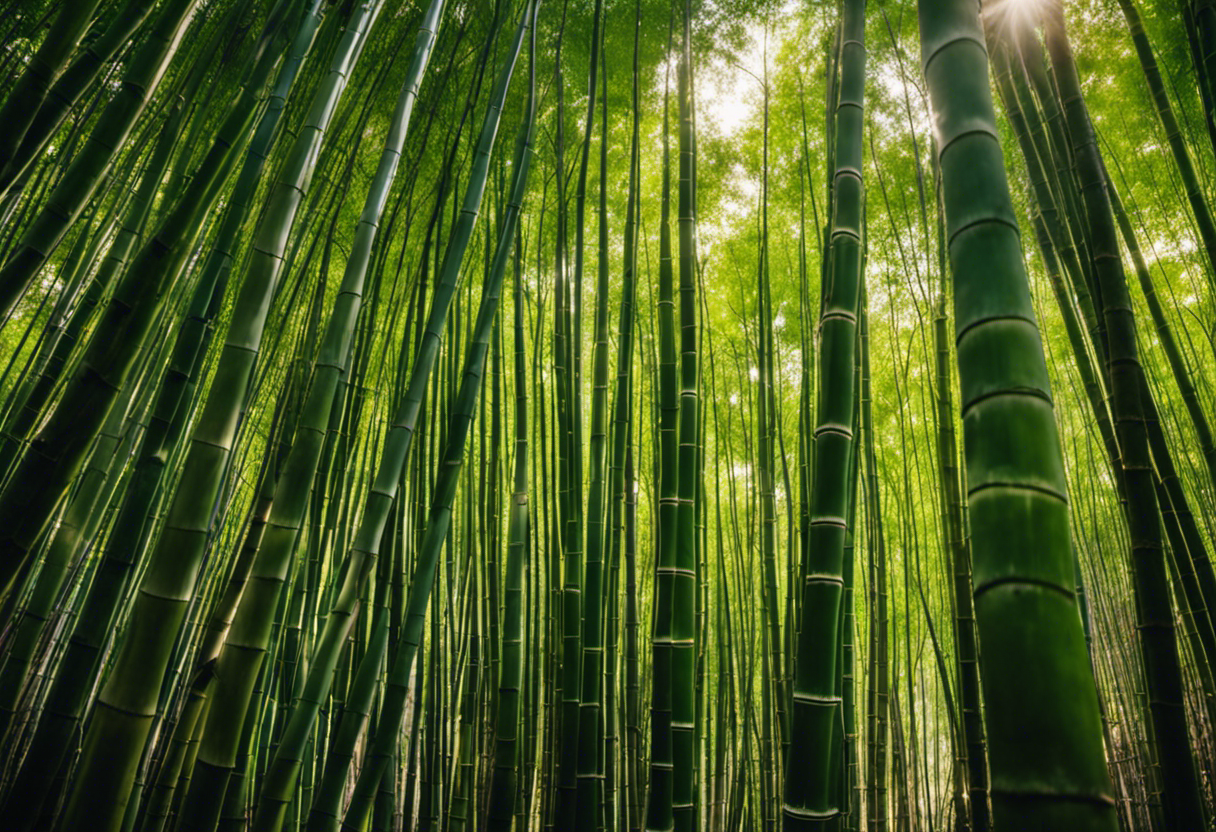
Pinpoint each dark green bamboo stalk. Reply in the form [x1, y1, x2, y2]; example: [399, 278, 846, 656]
[332, 13, 533, 828]
[0, 0, 203, 319]
[917, 0, 1118, 827]
[755, 44, 786, 790]
[250, 10, 525, 830]
[1115, 0, 1216, 297]
[645, 48, 678, 832]
[1042, 4, 1205, 825]
[0, 356, 145, 737]
[483, 8, 537, 832]
[840, 366, 860, 832]
[987, 37, 1119, 481]
[0, 13, 286, 609]
[1011, 25, 1106, 357]
[609, 6, 642, 828]
[1187, 0, 1216, 159]
[671, 4, 699, 827]
[0, 85, 189, 726]
[0, 0, 158, 196]
[1101, 167, 1216, 703]
[484, 25, 537, 823]
[174, 5, 447, 829]
[54, 6, 379, 827]
[0, 0, 103, 184]
[1106, 160, 1216, 530]
[0, 80, 183, 480]
[555, 0, 601, 819]
[932, 189, 988, 832]
[576, 1, 609, 821]
[0, 10, 324, 823]
[862, 279, 887, 832]
[783, 0, 864, 825]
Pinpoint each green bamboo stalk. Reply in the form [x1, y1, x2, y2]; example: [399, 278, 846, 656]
[0, 0, 158, 196]
[1042, 4, 1205, 825]
[1193, 0, 1216, 161]
[1115, 0, 1216, 297]
[0, 0, 103, 184]
[0, 0, 203, 319]
[840, 369, 860, 832]
[0, 12, 285, 608]
[671, 4, 699, 827]
[249, 10, 525, 829]
[0, 9, 324, 822]
[1012, 24, 1106, 357]
[917, 0, 1118, 827]
[1106, 159, 1216, 541]
[53, 7, 380, 828]
[542, 3, 568, 817]
[862, 275, 887, 832]
[756, 45, 786, 790]
[0, 114, 182, 719]
[931, 181, 988, 832]
[987, 38, 1119, 480]
[0, 85, 183, 479]
[1102, 168, 1216, 697]
[332, 14, 533, 829]
[576, 0, 609, 822]
[484, 26, 537, 820]
[645, 47, 678, 832]
[0, 357, 144, 736]
[707, 325, 734, 832]
[607, 6, 642, 828]
[173, 6, 446, 829]
[783, 0, 864, 825]
[555, 0, 601, 817]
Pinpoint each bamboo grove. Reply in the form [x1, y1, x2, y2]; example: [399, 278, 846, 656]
[5, 0, 1216, 829]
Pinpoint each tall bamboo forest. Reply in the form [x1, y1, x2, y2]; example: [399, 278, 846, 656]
[6, 0, 1216, 829]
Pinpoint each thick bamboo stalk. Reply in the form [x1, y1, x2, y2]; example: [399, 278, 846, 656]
[783, 0, 864, 825]
[0, 0, 203, 319]
[175, 4, 446, 828]
[0, 0, 103, 184]
[54, 6, 379, 827]
[918, 0, 1118, 827]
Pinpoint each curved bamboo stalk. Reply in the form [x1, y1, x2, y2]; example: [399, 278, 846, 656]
[0, 0, 103, 185]
[1116, 0, 1216, 297]
[0, 11, 325, 824]
[0, 0, 159, 198]
[0, 13, 284, 606]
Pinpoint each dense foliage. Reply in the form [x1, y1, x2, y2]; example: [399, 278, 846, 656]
[0, 0, 1213, 830]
